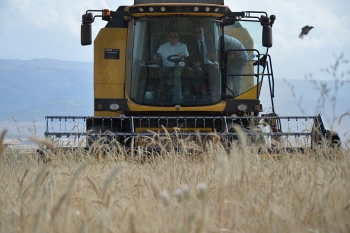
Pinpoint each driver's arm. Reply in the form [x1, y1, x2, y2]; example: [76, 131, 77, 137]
[178, 52, 188, 57]
[178, 44, 189, 57]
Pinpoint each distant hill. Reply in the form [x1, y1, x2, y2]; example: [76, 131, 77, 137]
[0, 59, 94, 122]
[0, 58, 349, 139]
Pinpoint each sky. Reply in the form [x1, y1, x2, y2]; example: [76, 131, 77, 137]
[1, 0, 350, 81]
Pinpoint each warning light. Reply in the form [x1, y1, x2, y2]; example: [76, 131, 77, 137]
[102, 9, 110, 21]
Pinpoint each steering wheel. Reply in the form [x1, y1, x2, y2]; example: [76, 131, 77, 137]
[167, 54, 185, 63]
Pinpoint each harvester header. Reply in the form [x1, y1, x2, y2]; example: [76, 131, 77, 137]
[43, 0, 340, 152]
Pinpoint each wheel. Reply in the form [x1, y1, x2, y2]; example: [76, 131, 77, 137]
[326, 130, 341, 148]
[167, 54, 185, 63]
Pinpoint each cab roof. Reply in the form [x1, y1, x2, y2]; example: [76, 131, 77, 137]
[134, 0, 224, 5]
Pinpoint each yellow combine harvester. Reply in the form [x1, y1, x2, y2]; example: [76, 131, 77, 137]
[45, 0, 340, 152]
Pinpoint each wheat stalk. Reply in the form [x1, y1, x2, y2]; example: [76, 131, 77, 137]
[0, 130, 8, 170]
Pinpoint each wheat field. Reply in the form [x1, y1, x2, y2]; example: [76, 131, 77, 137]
[1, 130, 350, 233]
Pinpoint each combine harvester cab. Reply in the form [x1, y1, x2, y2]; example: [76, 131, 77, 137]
[44, 0, 340, 152]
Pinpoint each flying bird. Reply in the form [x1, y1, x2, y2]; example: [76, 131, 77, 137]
[299, 25, 314, 39]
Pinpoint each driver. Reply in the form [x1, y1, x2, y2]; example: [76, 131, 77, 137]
[155, 29, 189, 69]
[153, 29, 189, 102]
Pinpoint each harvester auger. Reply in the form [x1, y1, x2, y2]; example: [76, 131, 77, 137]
[42, 0, 340, 153]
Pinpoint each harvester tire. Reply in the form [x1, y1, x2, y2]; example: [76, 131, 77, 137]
[326, 130, 341, 148]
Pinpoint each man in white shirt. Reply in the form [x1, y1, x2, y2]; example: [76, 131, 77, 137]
[156, 29, 189, 68]
[154, 29, 189, 103]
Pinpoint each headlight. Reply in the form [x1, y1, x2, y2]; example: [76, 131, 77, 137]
[110, 103, 120, 111]
[237, 104, 248, 111]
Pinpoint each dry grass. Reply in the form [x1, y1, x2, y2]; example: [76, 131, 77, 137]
[1, 130, 350, 233]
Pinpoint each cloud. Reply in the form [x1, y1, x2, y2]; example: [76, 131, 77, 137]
[3, 0, 115, 37]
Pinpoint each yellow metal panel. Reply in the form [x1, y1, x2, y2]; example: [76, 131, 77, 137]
[94, 28, 127, 85]
[235, 82, 262, 99]
[94, 111, 121, 117]
[94, 28, 127, 117]
[127, 100, 227, 112]
[126, 3, 228, 18]
[95, 84, 124, 98]
[94, 83, 124, 117]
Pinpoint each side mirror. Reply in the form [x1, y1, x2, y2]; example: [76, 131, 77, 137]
[81, 24, 92, 46]
[262, 25, 272, 48]
[81, 13, 94, 46]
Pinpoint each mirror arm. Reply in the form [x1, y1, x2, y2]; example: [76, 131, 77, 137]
[225, 11, 245, 18]
[223, 12, 245, 26]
